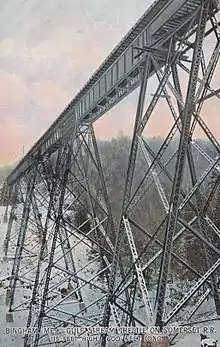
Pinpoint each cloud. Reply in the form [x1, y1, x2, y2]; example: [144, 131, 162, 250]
[0, 38, 26, 57]
[0, 118, 26, 165]
[0, 0, 219, 166]
[0, 70, 27, 111]
[31, 80, 72, 111]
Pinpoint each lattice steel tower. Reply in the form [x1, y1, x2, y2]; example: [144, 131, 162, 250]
[1, 0, 220, 346]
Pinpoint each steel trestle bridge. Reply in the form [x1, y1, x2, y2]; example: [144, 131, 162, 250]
[1, 0, 220, 346]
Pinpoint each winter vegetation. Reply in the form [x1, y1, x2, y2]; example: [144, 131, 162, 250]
[69, 134, 220, 320]
[1, 134, 220, 283]
[1, 134, 220, 333]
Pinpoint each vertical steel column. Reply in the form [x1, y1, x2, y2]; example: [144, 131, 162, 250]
[77, 131, 108, 290]
[31, 194, 44, 240]
[91, 126, 116, 239]
[60, 218, 82, 301]
[41, 146, 79, 288]
[24, 147, 64, 347]
[155, 2, 209, 327]
[33, 143, 72, 347]
[8, 166, 38, 310]
[3, 184, 18, 256]
[90, 126, 133, 322]
[101, 47, 152, 346]
[173, 40, 220, 316]
[187, 144, 220, 315]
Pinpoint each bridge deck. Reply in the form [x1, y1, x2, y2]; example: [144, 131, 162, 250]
[6, 0, 217, 184]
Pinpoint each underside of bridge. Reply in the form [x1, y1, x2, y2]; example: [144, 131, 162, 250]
[1, 0, 220, 346]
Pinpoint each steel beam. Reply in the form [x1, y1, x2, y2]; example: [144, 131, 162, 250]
[3, 2, 220, 347]
[154, 2, 210, 327]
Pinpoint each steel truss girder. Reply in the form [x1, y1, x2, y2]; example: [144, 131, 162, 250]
[32, 143, 73, 347]
[7, 0, 209, 186]
[3, 4, 220, 347]
[25, 144, 85, 346]
[154, 2, 210, 327]
[9, 167, 39, 309]
[41, 153, 82, 297]
[100, 45, 153, 347]
[20, 128, 129, 346]
[171, 50, 220, 315]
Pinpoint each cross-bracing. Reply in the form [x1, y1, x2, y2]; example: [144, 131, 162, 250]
[1, 0, 220, 346]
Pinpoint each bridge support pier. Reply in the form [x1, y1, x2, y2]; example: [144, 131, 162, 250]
[3, 2, 220, 347]
[6, 312, 14, 323]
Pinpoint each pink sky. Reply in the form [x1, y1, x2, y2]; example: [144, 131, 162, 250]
[0, 0, 219, 165]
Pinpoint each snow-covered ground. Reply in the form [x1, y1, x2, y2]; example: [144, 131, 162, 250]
[0, 204, 219, 347]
